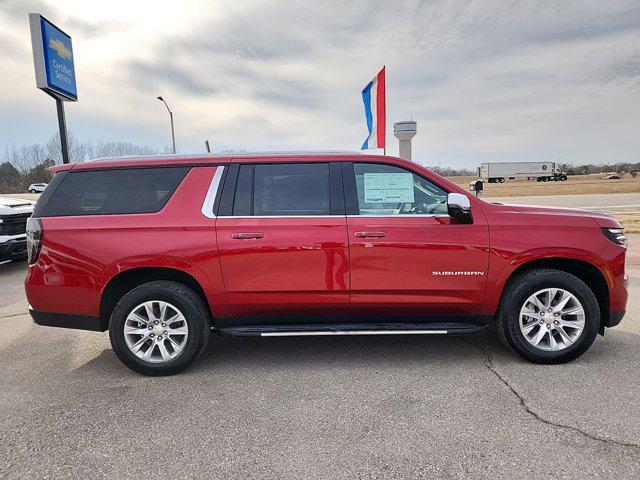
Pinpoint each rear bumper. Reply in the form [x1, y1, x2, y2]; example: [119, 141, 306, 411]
[29, 307, 107, 332]
[0, 238, 27, 261]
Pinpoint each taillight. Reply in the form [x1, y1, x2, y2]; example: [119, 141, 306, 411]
[26, 217, 43, 265]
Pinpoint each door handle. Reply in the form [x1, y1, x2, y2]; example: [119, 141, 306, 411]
[231, 232, 264, 240]
[354, 231, 386, 238]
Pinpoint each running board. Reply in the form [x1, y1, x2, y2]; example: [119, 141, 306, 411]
[259, 330, 447, 337]
[219, 323, 488, 337]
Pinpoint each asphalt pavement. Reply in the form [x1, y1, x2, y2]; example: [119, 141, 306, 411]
[1, 240, 639, 479]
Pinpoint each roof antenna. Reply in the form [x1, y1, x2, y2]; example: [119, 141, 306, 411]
[205, 140, 211, 153]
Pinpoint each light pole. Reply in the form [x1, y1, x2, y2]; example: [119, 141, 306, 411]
[157, 96, 176, 154]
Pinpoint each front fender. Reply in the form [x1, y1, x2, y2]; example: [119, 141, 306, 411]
[480, 246, 613, 316]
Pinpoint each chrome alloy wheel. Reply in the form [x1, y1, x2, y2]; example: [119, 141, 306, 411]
[124, 301, 189, 363]
[519, 288, 585, 352]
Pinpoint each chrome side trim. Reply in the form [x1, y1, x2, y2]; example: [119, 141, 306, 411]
[217, 215, 342, 219]
[347, 214, 450, 218]
[260, 330, 448, 337]
[201, 166, 225, 219]
[216, 214, 450, 219]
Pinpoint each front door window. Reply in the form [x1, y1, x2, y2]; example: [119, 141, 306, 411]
[353, 163, 448, 215]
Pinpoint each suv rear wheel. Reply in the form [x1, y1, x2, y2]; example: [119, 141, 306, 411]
[109, 281, 210, 375]
[496, 269, 600, 363]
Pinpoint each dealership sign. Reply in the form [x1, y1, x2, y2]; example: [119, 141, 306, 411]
[29, 13, 77, 101]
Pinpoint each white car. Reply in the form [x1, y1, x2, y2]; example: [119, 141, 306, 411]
[27, 183, 48, 193]
[0, 197, 35, 262]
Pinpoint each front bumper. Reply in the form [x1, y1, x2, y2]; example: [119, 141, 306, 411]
[0, 238, 27, 261]
[608, 311, 626, 328]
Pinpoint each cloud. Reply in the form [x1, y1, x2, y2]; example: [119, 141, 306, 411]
[128, 60, 219, 96]
[0, 0, 639, 167]
[600, 49, 640, 85]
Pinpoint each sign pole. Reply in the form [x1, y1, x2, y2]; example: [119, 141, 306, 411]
[55, 97, 70, 164]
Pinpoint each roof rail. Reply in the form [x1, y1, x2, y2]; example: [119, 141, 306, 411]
[85, 150, 369, 163]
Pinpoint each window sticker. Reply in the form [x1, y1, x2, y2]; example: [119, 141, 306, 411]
[363, 173, 415, 203]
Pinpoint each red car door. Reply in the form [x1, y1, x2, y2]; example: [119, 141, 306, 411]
[344, 160, 489, 316]
[216, 161, 349, 318]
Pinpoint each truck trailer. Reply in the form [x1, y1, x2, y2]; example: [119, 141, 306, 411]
[479, 162, 567, 183]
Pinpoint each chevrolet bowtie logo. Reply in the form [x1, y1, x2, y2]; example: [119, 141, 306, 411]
[49, 39, 72, 60]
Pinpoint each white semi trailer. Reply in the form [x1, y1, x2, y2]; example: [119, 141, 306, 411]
[478, 162, 567, 183]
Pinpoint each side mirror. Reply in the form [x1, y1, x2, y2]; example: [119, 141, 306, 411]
[447, 193, 472, 222]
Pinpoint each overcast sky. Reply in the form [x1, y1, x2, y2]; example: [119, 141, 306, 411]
[1, 0, 639, 168]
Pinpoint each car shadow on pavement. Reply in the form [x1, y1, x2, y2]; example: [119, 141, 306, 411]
[197, 331, 515, 369]
[76, 333, 510, 378]
[76, 327, 629, 377]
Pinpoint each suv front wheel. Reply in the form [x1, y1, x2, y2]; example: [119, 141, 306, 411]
[496, 269, 600, 364]
[109, 281, 210, 375]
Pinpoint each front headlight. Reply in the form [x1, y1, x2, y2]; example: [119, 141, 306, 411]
[602, 227, 627, 247]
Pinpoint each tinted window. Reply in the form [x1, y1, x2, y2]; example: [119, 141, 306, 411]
[353, 163, 448, 215]
[249, 163, 330, 216]
[232, 164, 253, 216]
[43, 167, 189, 217]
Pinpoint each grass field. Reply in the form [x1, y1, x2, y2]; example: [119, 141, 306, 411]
[446, 174, 640, 197]
[616, 215, 640, 233]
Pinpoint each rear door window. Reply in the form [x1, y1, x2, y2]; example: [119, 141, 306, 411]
[231, 163, 331, 216]
[254, 163, 330, 216]
[42, 167, 189, 217]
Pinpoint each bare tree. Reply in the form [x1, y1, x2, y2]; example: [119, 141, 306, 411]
[1, 133, 160, 192]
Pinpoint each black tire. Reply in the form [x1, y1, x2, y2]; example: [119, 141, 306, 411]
[499, 177, 505, 183]
[109, 281, 210, 376]
[495, 269, 600, 364]
[29, 189, 36, 193]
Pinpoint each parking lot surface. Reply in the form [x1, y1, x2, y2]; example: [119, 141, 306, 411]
[1, 239, 639, 479]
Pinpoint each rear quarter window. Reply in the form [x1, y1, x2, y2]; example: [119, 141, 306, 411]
[42, 167, 189, 217]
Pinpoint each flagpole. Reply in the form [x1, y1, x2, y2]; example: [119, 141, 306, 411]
[383, 65, 386, 156]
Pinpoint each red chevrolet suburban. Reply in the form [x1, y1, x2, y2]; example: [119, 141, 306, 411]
[25, 152, 628, 375]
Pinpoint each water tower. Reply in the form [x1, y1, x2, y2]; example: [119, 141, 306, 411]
[393, 121, 417, 161]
